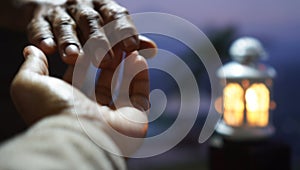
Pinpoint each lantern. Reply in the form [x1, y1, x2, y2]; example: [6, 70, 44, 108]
[215, 37, 276, 140]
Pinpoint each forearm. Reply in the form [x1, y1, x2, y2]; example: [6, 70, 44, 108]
[0, 114, 126, 170]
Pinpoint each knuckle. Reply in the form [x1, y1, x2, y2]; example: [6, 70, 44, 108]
[54, 16, 75, 28]
[89, 34, 109, 44]
[113, 16, 137, 38]
[69, 5, 104, 39]
[101, 2, 129, 21]
[78, 8, 100, 20]
[59, 37, 78, 47]
[48, 9, 79, 46]
[68, 4, 102, 22]
[27, 18, 53, 43]
[50, 8, 76, 28]
[55, 30, 78, 47]
[110, 2, 129, 14]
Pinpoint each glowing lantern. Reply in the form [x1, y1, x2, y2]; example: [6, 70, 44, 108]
[215, 37, 276, 140]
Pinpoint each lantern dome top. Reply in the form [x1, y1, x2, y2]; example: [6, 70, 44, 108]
[218, 37, 276, 79]
[229, 37, 267, 64]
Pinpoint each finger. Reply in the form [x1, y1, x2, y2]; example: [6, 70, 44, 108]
[20, 45, 49, 76]
[11, 45, 49, 125]
[128, 54, 150, 111]
[95, 44, 123, 107]
[63, 55, 92, 90]
[138, 35, 157, 58]
[129, 71, 150, 112]
[48, 7, 81, 64]
[67, 4, 106, 44]
[115, 52, 150, 111]
[93, 0, 139, 53]
[27, 16, 56, 54]
[63, 65, 74, 84]
[95, 67, 114, 106]
[68, 4, 114, 67]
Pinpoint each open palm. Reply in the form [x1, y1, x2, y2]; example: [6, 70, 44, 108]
[11, 46, 149, 140]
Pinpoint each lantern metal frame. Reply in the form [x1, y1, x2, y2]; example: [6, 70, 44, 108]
[216, 60, 276, 140]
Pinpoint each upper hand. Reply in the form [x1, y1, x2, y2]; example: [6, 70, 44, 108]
[22, 0, 157, 64]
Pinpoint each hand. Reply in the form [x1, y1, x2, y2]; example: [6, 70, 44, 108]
[10, 46, 150, 138]
[19, 0, 157, 64]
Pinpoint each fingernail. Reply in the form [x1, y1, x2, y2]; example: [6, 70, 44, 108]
[23, 46, 36, 59]
[123, 37, 138, 52]
[41, 38, 56, 47]
[65, 44, 80, 58]
[40, 38, 56, 54]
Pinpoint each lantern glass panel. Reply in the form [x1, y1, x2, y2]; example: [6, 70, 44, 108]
[245, 83, 270, 127]
[223, 83, 244, 126]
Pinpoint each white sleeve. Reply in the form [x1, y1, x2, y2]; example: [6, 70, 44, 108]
[0, 114, 126, 170]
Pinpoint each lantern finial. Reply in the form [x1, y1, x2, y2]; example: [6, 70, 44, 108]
[229, 37, 267, 64]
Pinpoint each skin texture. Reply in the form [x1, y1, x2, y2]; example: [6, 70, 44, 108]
[1, 0, 157, 140]
[10, 46, 150, 139]
[15, 0, 157, 64]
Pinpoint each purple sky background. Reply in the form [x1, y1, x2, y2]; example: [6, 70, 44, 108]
[121, 0, 300, 64]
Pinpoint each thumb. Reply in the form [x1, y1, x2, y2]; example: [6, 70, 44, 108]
[10, 46, 50, 125]
[20, 45, 49, 76]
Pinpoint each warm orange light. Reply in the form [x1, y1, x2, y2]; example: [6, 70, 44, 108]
[223, 83, 244, 126]
[270, 101, 277, 110]
[242, 79, 250, 89]
[245, 83, 270, 127]
[214, 97, 223, 114]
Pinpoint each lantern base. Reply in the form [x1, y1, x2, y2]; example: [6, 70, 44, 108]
[209, 135, 291, 170]
[216, 120, 274, 141]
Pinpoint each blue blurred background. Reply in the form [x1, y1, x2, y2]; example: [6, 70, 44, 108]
[120, 0, 300, 169]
